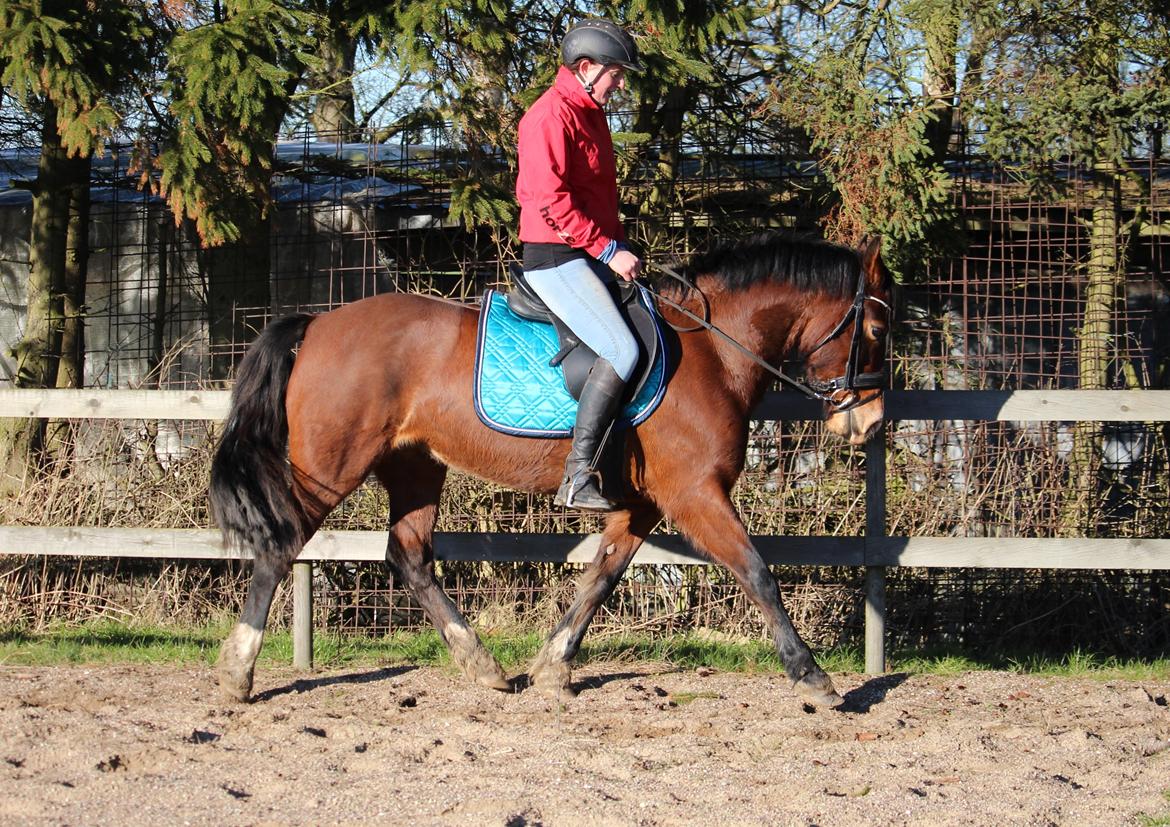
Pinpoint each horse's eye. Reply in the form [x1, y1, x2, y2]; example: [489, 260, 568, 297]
[867, 324, 886, 340]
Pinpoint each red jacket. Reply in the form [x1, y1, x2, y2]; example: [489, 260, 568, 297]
[516, 66, 625, 259]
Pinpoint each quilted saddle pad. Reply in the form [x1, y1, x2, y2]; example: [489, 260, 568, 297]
[473, 288, 667, 437]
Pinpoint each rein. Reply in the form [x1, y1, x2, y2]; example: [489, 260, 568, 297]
[641, 262, 889, 411]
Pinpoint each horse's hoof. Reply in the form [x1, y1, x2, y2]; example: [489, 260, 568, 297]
[460, 648, 512, 692]
[530, 662, 575, 699]
[793, 672, 844, 709]
[215, 668, 253, 703]
[474, 669, 513, 692]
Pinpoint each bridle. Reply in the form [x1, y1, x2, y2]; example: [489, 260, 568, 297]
[642, 262, 890, 412]
[800, 269, 891, 410]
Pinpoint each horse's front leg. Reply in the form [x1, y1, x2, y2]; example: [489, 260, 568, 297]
[530, 504, 661, 696]
[666, 480, 844, 709]
[376, 450, 510, 692]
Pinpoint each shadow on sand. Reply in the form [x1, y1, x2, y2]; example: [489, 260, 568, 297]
[252, 665, 418, 703]
[837, 672, 911, 714]
[506, 670, 658, 696]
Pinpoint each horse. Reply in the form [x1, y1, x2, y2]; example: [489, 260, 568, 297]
[209, 232, 892, 708]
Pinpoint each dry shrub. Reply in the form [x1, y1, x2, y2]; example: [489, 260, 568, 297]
[0, 555, 252, 629]
[2, 419, 217, 530]
[2, 417, 1165, 659]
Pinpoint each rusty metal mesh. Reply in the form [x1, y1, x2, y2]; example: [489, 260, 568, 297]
[1, 117, 1168, 656]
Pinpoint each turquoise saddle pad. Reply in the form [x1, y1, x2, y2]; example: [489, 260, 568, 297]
[473, 288, 667, 437]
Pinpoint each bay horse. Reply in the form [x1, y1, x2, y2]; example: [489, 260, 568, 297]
[210, 232, 892, 708]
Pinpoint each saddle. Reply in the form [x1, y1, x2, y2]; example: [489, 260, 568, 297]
[504, 263, 661, 403]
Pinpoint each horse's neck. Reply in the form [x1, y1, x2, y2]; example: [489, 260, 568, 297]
[704, 283, 805, 411]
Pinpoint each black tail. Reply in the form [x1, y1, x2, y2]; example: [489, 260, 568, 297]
[210, 313, 315, 559]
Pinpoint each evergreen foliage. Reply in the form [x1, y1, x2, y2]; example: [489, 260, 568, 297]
[0, 0, 152, 154]
[154, 1, 315, 245]
[295, 1, 400, 137]
[771, 0, 966, 280]
[393, 0, 529, 230]
[974, 0, 1170, 174]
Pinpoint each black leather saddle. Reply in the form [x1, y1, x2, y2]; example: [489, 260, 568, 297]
[505, 263, 661, 403]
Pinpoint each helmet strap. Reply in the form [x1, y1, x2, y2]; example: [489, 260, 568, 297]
[576, 63, 608, 95]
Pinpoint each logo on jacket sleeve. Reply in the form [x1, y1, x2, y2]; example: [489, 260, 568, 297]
[540, 206, 576, 244]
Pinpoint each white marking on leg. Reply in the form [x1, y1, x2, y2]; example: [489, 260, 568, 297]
[231, 623, 264, 665]
[443, 620, 472, 644]
[549, 627, 573, 660]
[443, 620, 477, 660]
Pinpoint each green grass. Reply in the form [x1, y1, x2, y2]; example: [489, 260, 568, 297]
[1137, 790, 1170, 827]
[0, 622, 454, 669]
[894, 645, 1170, 682]
[1, 623, 1166, 681]
[669, 691, 722, 705]
[0, 621, 229, 666]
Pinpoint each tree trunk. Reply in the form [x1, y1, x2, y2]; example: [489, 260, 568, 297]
[56, 153, 91, 391]
[1063, 24, 1125, 537]
[1064, 159, 1123, 536]
[633, 86, 691, 251]
[920, 4, 959, 163]
[17, 104, 69, 389]
[1079, 163, 1122, 392]
[44, 152, 92, 463]
[308, 29, 357, 141]
[0, 102, 71, 490]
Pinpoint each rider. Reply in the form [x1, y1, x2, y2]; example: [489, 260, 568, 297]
[516, 18, 644, 512]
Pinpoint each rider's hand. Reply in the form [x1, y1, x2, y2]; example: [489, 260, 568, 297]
[609, 249, 642, 282]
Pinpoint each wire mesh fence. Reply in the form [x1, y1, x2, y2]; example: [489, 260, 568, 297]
[0, 113, 1167, 657]
[4, 552, 1167, 659]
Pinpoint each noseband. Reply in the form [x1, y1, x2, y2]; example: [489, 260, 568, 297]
[645, 263, 890, 412]
[801, 271, 891, 410]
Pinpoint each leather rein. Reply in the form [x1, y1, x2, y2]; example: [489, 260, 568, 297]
[640, 262, 890, 412]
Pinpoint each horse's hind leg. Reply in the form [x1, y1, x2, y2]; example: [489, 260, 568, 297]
[215, 427, 376, 702]
[217, 551, 294, 701]
[529, 504, 660, 696]
[666, 480, 843, 709]
[375, 449, 510, 691]
[216, 471, 366, 702]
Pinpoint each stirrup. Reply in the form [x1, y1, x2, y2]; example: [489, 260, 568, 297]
[554, 469, 615, 512]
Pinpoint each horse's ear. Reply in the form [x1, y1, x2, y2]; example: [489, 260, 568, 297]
[859, 234, 884, 288]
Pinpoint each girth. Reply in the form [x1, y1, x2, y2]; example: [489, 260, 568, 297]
[505, 264, 661, 403]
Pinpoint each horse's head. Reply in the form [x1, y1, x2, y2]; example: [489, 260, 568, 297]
[801, 237, 891, 445]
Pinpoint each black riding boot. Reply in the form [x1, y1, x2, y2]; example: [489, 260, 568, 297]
[555, 359, 626, 511]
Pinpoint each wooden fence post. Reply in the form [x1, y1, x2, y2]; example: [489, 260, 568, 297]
[292, 561, 313, 670]
[865, 422, 887, 674]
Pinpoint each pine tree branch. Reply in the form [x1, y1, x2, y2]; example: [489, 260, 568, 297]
[852, 0, 892, 76]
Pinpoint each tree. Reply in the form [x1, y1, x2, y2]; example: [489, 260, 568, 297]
[151, 0, 314, 378]
[971, 0, 1170, 530]
[769, 0, 972, 277]
[394, 0, 536, 239]
[977, 0, 1170, 382]
[154, 0, 313, 247]
[613, 0, 761, 249]
[0, 0, 154, 486]
[287, 1, 400, 140]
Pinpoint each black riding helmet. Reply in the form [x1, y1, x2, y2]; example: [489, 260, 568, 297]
[561, 19, 644, 72]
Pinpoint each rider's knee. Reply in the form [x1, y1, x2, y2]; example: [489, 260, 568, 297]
[609, 338, 638, 382]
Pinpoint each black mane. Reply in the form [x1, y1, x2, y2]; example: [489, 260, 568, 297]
[673, 232, 861, 299]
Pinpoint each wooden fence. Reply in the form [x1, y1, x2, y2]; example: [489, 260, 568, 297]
[2, 388, 1168, 674]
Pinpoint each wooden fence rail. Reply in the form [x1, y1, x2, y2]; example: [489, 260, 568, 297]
[2, 389, 1168, 673]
